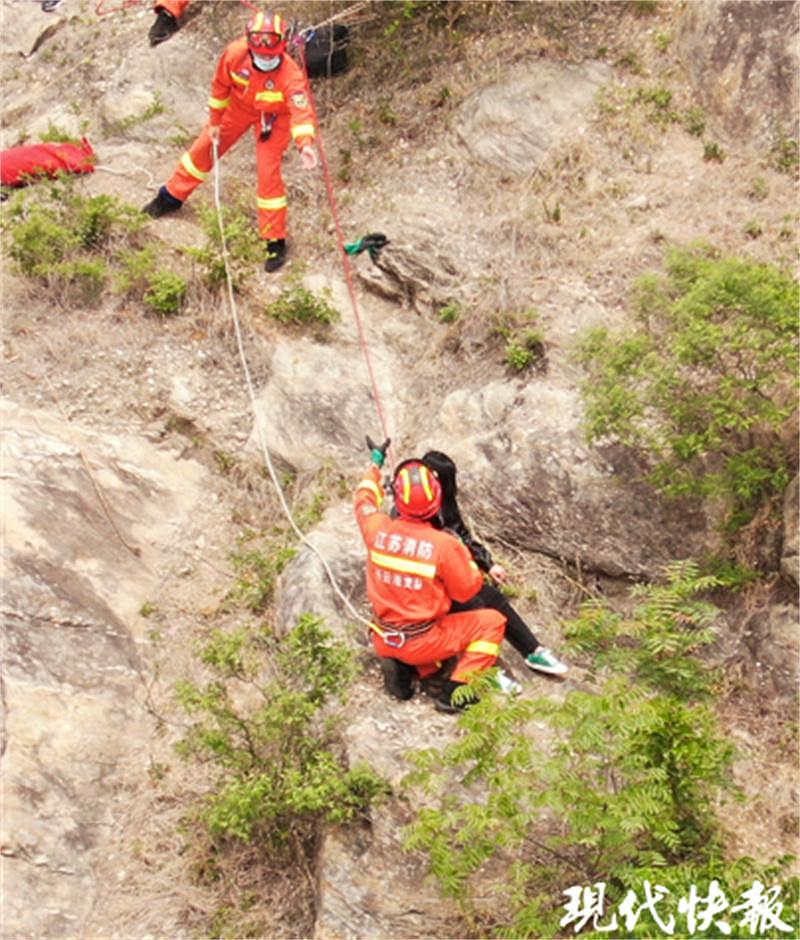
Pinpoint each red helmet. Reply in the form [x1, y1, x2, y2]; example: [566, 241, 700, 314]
[393, 460, 442, 521]
[246, 10, 287, 57]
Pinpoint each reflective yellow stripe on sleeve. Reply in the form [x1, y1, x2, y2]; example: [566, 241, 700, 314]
[208, 95, 231, 109]
[180, 152, 208, 181]
[256, 195, 288, 210]
[357, 479, 383, 503]
[466, 640, 501, 657]
[370, 550, 436, 580]
[291, 123, 315, 140]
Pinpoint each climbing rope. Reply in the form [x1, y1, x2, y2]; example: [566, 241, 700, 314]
[210, 140, 374, 631]
[290, 39, 393, 460]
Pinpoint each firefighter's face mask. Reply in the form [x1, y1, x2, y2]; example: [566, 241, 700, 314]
[251, 51, 282, 71]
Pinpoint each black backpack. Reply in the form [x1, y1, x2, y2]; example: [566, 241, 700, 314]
[302, 24, 349, 78]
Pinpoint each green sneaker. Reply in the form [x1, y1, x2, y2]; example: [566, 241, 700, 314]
[492, 669, 522, 696]
[525, 647, 568, 676]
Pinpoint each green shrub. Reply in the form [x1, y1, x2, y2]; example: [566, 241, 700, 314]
[438, 302, 461, 323]
[635, 86, 679, 125]
[576, 243, 798, 532]
[50, 257, 108, 304]
[143, 270, 187, 316]
[703, 141, 725, 162]
[563, 561, 721, 697]
[4, 185, 145, 307]
[402, 568, 798, 939]
[116, 245, 187, 316]
[6, 207, 78, 274]
[39, 123, 82, 144]
[224, 531, 297, 614]
[265, 279, 340, 327]
[682, 106, 706, 137]
[505, 329, 545, 371]
[770, 135, 799, 176]
[185, 202, 263, 292]
[176, 614, 388, 847]
[74, 193, 130, 249]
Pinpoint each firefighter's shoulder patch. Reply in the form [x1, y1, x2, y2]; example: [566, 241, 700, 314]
[291, 92, 309, 109]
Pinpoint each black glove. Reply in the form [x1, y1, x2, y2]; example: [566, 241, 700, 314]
[366, 434, 391, 468]
[345, 233, 390, 261]
[361, 233, 389, 259]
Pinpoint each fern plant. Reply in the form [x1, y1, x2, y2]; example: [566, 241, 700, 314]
[564, 560, 721, 697]
[401, 565, 797, 939]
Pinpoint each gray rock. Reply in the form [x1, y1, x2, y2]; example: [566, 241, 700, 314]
[356, 238, 464, 318]
[1, 399, 207, 938]
[246, 338, 398, 474]
[454, 60, 612, 177]
[676, 0, 800, 143]
[430, 382, 714, 578]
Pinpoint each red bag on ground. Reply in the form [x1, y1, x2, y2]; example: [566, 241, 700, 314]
[0, 138, 96, 187]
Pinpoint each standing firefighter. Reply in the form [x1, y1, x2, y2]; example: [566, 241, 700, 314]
[355, 455, 507, 714]
[148, 0, 190, 46]
[143, 10, 318, 273]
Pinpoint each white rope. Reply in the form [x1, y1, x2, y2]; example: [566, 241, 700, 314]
[210, 139, 373, 631]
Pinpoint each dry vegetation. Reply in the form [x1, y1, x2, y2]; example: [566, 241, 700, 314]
[1, 2, 797, 938]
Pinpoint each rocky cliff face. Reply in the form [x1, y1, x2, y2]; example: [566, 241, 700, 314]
[1, 1, 797, 937]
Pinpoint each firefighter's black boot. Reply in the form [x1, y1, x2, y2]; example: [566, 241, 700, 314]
[264, 239, 287, 273]
[380, 658, 416, 701]
[435, 679, 473, 714]
[142, 186, 183, 218]
[149, 7, 179, 46]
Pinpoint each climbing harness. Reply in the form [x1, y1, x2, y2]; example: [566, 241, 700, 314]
[370, 618, 436, 649]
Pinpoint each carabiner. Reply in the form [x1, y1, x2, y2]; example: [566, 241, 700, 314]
[382, 630, 406, 649]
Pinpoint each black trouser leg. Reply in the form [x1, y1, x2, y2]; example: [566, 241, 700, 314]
[450, 582, 539, 657]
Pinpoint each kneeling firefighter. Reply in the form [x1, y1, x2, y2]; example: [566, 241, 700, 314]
[354, 452, 507, 714]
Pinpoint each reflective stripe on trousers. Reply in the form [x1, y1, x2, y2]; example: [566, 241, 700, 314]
[165, 103, 292, 241]
[370, 607, 505, 684]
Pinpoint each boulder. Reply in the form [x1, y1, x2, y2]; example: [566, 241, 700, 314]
[428, 381, 714, 578]
[454, 59, 612, 177]
[275, 504, 367, 641]
[246, 337, 398, 475]
[1, 399, 207, 937]
[676, 0, 799, 144]
[356, 238, 465, 318]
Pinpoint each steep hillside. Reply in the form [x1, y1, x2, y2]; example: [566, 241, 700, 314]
[1, 1, 797, 938]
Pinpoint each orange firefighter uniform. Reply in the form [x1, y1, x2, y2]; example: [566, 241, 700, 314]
[153, 0, 189, 17]
[354, 466, 506, 684]
[164, 37, 316, 241]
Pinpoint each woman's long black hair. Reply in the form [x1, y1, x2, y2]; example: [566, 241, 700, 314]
[421, 450, 459, 529]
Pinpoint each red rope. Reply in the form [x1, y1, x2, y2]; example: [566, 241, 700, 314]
[295, 39, 393, 454]
[95, 0, 259, 17]
[95, 0, 144, 15]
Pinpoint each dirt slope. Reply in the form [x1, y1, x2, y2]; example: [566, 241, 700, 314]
[1, 1, 797, 937]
